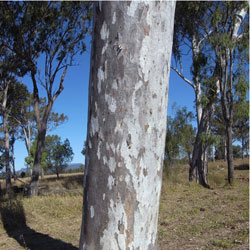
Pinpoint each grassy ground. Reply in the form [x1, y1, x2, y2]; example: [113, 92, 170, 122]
[0, 158, 248, 250]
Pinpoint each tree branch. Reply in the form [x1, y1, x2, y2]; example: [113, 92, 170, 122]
[197, 30, 213, 48]
[52, 65, 67, 103]
[170, 66, 195, 89]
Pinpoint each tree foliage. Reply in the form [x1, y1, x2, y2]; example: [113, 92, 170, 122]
[45, 135, 74, 178]
[26, 135, 73, 178]
[0, 1, 92, 195]
[173, 1, 248, 185]
[165, 104, 196, 165]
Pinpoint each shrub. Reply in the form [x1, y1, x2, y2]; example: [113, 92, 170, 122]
[20, 172, 26, 178]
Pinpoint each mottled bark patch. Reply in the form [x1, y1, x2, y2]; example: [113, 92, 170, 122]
[79, 1, 176, 250]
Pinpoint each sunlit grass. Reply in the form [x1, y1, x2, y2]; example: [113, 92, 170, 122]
[0, 158, 249, 249]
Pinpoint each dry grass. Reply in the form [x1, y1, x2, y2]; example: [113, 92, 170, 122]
[0, 159, 248, 250]
[159, 158, 249, 250]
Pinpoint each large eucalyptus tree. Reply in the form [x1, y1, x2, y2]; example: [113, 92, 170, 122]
[79, 1, 175, 249]
[0, 1, 92, 196]
[172, 1, 248, 186]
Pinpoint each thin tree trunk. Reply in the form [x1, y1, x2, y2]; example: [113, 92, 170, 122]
[10, 134, 17, 180]
[22, 119, 32, 159]
[79, 1, 175, 249]
[2, 82, 11, 196]
[202, 148, 208, 183]
[212, 145, 215, 162]
[226, 123, 234, 184]
[224, 139, 227, 161]
[189, 139, 199, 182]
[4, 113, 11, 196]
[241, 134, 244, 159]
[197, 145, 209, 188]
[190, 131, 210, 188]
[41, 167, 44, 178]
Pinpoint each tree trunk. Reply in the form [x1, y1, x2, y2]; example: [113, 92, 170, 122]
[212, 145, 215, 162]
[4, 113, 11, 196]
[202, 148, 209, 184]
[10, 134, 17, 180]
[224, 139, 227, 161]
[226, 123, 234, 184]
[241, 135, 244, 159]
[41, 167, 44, 179]
[190, 131, 210, 187]
[29, 126, 47, 197]
[2, 82, 11, 196]
[189, 138, 199, 182]
[188, 40, 205, 183]
[22, 119, 32, 161]
[189, 92, 218, 188]
[79, 1, 175, 249]
[197, 145, 210, 188]
[29, 71, 53, 196]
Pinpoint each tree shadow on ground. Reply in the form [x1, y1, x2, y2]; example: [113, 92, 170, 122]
[0, 199, 77, 250]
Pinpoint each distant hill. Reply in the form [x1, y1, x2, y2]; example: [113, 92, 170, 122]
[17, 163, 84, 174]
[17, 167, 30, 174]
[68, 163, 84, 170]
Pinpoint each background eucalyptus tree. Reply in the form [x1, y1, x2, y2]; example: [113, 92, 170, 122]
[0, 1, 92, 196]
[172, 1, 219, 187]
[209, 1, 248, 183]
[0, 79, 29, 195]
[165, 104, 196, 167]
[172, 1, 248, 186]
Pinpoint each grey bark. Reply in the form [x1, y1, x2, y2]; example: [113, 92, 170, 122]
[189, 71, 219, 187]
[10, 133, 17, 180]
[22, 119, 32, 158]
[226, 123, 234, 183]
[3, 111, 11, 195]
[79, 1, 175, 249]
[224, 139, 227, 161]
[190, 106, 213, 188]
[212, 145, 215, 162]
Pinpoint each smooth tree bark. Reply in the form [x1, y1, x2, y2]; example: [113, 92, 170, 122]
[79, 1, 175, 250]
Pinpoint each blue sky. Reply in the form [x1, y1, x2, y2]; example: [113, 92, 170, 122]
[14, 37, 195, 171]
